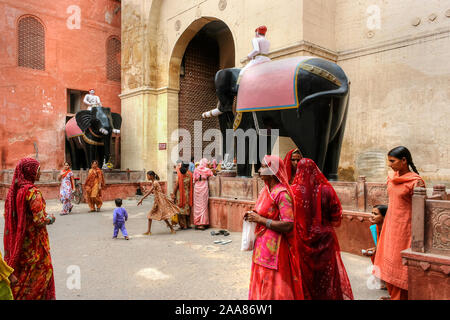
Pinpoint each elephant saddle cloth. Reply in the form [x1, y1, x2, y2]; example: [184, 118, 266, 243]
[65, 117, 83, 138]
[236, 56, 316, 112]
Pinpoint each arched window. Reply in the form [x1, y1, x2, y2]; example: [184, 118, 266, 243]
[106, 37, 121, 81]
[18, 16, 45, 70]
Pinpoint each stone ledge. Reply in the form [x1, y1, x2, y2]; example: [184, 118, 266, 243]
[401, 248, 450, 276]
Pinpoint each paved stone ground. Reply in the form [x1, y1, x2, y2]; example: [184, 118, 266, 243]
[0, 198, 384, 300]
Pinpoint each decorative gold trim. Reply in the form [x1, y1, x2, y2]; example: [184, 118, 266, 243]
[82, 134, 104, 146]
[89, 128, 102, 138]
[300, 64, 341, 87]
[233, 112, 243, 131]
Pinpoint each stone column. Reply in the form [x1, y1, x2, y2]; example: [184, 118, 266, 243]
[411, 187, 426, 252]
[357, 176, 366, 212]
[432, 184, 447, 200]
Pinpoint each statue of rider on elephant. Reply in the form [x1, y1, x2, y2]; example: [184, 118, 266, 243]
[203, 26, 349, 180]
[65, 90, 122, 170]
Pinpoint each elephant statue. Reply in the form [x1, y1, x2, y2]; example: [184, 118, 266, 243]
[65, 107, 122, 170]
[202, 56, 349, 180]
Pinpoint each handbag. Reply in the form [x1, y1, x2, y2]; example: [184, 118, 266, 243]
[240, 220, 257, 251]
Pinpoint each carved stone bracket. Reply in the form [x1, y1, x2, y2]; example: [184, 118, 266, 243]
[419, 262, 431, 271]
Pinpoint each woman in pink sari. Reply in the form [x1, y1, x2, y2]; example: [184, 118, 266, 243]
[193, 158, 214, 230]
[245, 155, 304, 300]
[292, 158, 353, 300]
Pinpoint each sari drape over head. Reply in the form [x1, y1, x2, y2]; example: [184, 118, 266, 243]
[193, 158, 213, 226]
[3, 158, 55, 300]
[292, 158, 353, 300]
[84, 167, 105, 198]
[283, 148, 300, 184]
[249, 155, 304, 300]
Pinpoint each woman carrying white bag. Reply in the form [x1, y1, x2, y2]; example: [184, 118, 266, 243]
[242, 155, 304, 300]
[241, 219, 257, 251]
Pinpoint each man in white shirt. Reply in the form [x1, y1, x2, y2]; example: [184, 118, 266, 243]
[238, 26, 271, 83]
[83, 89, 102, 110]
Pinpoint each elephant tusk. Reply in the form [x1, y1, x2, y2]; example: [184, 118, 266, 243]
[202, 108, 223, 118]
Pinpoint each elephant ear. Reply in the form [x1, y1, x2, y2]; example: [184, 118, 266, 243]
[75, 110, 93, 132]
[111, 112, 122, 130]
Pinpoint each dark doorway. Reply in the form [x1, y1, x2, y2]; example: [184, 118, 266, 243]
[178, 27, 221, 161]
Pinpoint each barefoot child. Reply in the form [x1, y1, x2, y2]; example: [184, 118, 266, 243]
[113, 198, 129, 240]
[138, 171, 179, 235]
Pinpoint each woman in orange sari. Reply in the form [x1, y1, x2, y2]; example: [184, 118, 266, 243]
[292, 158, 353, 300]
[171, 164, 193, 230]
[374, 146, 424, 300]
[244, 155, 304, 300]
[3, 158, 56, 300]
[84, 160, 105, 212]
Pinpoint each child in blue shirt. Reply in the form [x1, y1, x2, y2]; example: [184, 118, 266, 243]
[113, 198, 129, 240]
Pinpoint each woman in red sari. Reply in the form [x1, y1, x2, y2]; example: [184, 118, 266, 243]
[292, 158, 353, 300]
[245, 155, 304, 300]
[283, 148, 303, 185]
[3, 158, 56, 300]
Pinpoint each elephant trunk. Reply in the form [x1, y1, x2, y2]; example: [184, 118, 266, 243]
[202, 101, 223, 118]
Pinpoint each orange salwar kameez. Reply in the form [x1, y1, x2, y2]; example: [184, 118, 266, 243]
[374, 171, 424, 300]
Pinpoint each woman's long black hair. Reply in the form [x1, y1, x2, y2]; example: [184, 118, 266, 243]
[147, 170, 160, 181]
[388, 146, 419, 174]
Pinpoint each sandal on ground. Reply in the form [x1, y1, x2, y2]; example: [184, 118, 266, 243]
[60, 213, 68, 216]
[379, 296, 390, 300]
[96, 208, 101, 212]
[125, 236, 130, 240]
[142, 232, 151, 235]
[170, 230, 176, 234]
[210, 231, 221, 236]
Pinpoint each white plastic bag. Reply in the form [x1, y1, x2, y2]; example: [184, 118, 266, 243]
[241, 220, 257, 251]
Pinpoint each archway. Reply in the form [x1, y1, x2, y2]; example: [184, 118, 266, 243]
[168, 18, 235, 163]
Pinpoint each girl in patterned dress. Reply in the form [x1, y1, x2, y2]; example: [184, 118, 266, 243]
[138, 171, 179, 235]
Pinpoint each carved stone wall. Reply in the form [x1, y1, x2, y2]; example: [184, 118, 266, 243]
[425, 201, 450, 255]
